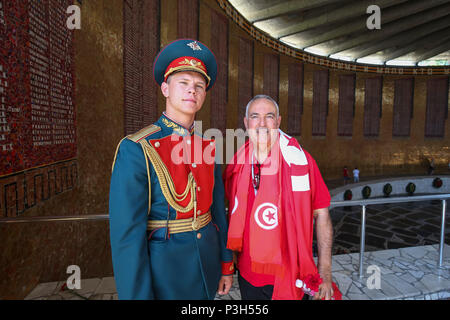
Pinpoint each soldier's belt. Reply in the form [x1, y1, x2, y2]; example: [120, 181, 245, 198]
[147, 211, 211, 234]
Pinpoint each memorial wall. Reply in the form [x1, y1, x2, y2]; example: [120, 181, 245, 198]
[0, 0, 122, 299]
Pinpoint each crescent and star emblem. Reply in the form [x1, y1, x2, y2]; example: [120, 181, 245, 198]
[254, 203, 278, 230]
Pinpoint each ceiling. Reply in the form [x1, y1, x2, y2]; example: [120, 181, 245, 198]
[228, 0, 450, 66]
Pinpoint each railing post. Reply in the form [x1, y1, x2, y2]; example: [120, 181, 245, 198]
[438, 199, 446, 268]
[359, 205, 366, 278]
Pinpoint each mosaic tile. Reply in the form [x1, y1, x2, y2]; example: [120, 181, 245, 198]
[408, 270, 425, 280]
[362, 286, 389, 300]
[94, 277, 116, 295]
[24, 281, 58, 300]
[332, 272, 353, 296]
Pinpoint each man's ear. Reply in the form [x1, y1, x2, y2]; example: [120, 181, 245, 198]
[243, 117, 249, 130]
[277, 116, 282, 129]
[161, 82, 169, 98]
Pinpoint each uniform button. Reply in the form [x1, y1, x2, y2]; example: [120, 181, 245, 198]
[154, 142, 160, 148]
[192, 163, 197, 168]
[197, 233, 202, 239]
[197, 210, 201, 214]
[186, 139, 191, 145]
[197, 186, 201, 192]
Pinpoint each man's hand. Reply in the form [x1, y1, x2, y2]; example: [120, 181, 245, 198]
[313, 276, 334, 300]
[217, 275, 233, 295]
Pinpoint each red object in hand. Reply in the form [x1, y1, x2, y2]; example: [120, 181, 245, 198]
[298, 274, 343, 300]
[304, 273, 323, 292]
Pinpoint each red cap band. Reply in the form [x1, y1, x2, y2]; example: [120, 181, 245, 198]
[164, 56, 210, 84]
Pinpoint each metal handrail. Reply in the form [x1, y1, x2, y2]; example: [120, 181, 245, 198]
[330, 193, 450, 277]
[330, 193, 450, 208]
[0, 214, 109, 223]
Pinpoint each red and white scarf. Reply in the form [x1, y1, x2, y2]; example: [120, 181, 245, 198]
[225, 130, 341, 300]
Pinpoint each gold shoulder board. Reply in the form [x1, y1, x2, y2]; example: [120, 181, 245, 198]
[128, 124, 161, 142]
[111, 124, 161, 173]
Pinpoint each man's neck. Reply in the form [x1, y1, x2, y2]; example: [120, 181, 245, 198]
[164, 110, 194, 130]
[253, 144, 270, 164]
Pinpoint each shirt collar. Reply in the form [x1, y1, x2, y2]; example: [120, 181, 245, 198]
[160, 112, 195, 136]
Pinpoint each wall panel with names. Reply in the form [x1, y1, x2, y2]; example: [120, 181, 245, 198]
[0, 0, 76, 215]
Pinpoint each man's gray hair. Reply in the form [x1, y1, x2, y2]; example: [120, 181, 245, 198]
[245, 94, 280, 118]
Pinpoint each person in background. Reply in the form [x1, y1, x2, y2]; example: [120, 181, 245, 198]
[428, 158, 435, 175]
[353, 167, 360, 183]
[343, 166, 350, 185]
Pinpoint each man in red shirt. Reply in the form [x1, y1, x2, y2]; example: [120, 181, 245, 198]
[343, 166, 350, 185]
[224, 95, 339, 300]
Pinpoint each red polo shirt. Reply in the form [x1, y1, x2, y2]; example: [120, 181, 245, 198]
[237, 158, 330, 287]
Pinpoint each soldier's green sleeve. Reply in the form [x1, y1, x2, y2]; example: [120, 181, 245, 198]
[109, 138, 154, 299]
[211, 163, 234, 275]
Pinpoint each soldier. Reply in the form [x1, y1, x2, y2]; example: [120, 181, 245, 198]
[109, 39, 234, 299]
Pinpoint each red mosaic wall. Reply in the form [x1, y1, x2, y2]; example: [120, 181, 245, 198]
[123, 0, 159, 135]
[263, 53, 279, 103]
[237, 36, 253, 129]
[337, 74, 355, 137]
[287, 62, 303, 136]
[363, 76, 382, 137]
[210, 9, 228, 133]
[0, 0, 76, 177]
[393, 78, 414, 137]
[312, 69, 329, 136]
[177, 0, 198, 39]
[425, 76, 448, 138]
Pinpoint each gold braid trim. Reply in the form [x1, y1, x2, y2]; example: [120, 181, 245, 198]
[111, 137, 153, 215]
[138, 142, 152, 215]
[139, 139, 197, 215]
[161, 117, 189, 135]
[111, 137, 127, 173]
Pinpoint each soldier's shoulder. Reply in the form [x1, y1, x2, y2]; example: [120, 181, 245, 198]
[127, 124, 161, 143]
[111, 125, 160, 172]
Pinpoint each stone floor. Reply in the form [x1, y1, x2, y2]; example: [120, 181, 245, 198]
[25, 244, 450, 300]
[24, 277, 118, 300]
[328, 244, 450, 300]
